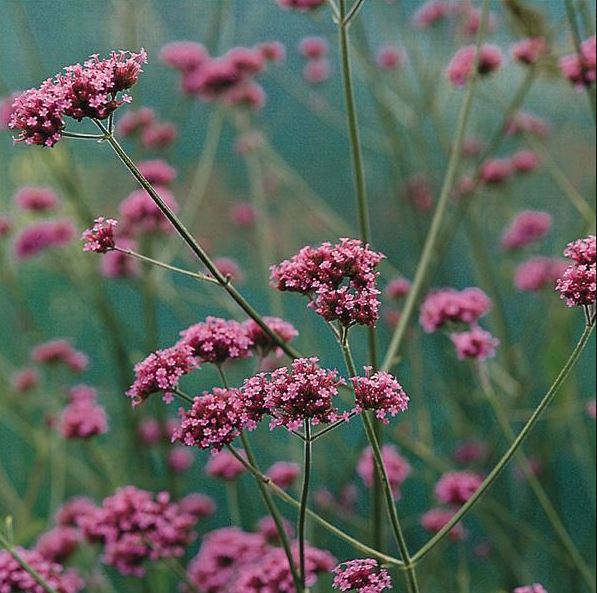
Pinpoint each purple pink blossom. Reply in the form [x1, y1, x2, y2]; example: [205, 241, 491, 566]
[436, 471, 484, 506]
[119, 187, 179, 235]
[514, 586, 548, 593]
[446, 44, 503, 87]
[413, 1, 454, 28]
[137, 159, 177, 185]
[59, 385, 109, 439]
[501, 210, 551, 250]
[514, 257, 567, 292]
[357, 445, 412, 499]
[560, 35, 596, 87]
[512, 38, 549, 65]
[480, 158, 513, 184]
[511, 149, 541, 173]
[450, 327, 499, 361]
[421, 508, 468, 541]
[556, 235, 596, 307]
[31, 339, 88, 373]
[420, 287, 492, 332]
[376, 45, 407, 71]
[205, 449, 247, 481]
[242, 316, 299, 357]
[333, 558, 392, 593]
[298, 36, 329, 60]
[127, 344, 198, 406]
[11, 368, 40, 393]
[14, 219, 76, 260]
[276, 0, 326, 10]
[36, 527, 81, 563]
[351, 367, 409, 422]
[81, 217, 118, 253]
[14, 186, 59, 212]
[266, 461, 301, 490]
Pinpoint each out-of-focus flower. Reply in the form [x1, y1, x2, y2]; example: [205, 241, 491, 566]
[213, 257, 245, 284]
[446, 44, 503, 87]
[160, 41, 209, 72]
[511, 150, 541, 173]
[257, 516, 295, 544]
[243, 316, 299, 357]
[137, 159, 177, 185]
[101, 237, 140, 278]
[304, 58, 332, 85]
[421, 508, 468, 541]
[205, 449, 247, 481]
[512, 38, 549, 65]
[266, 461, 300, 490]
[14, 219, 76, 260]
[405, 174, 434, 212]
[333, 558, 392, 592]
[0, 92, 19, 129]
[14, 186, 59, 212]
[413, 1, 454, 28]
[385, 277, 412, 300]
[11, 368, 40, 393]
[435, 471, 484, 506]
[453, 440, 489, 465]
[60, 385, 108, 439]
[376, 45, 408, 71]
[31, 339, 88, 373]
[298, 36, 329, 60]
[480, 158, 513, 184]
[230, 202, 257, 228]
[168, 447, 194, 474]
[276, 0, 326, 10]
[450, 326, 499, 361]
[514, 257, 567, 292]
[560, 35, 596, 87]
[514, 585, 548, 593]
[119, 187, 178, 235]
[116, 106, 155, 137]
[501, 210, 552, 250]
[0, 214, 12, 237]
[140, 121, 178, 150]
[357, 445, 412, 499]
[420, 287, 492, 332]
[36, 526, 81, 563]
[505, 112, 551, 138]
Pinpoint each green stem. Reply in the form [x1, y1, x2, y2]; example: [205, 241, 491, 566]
[298, 420, 313, 589]
[381, 0, 490, 371]
[412, 321, 595, 564]
[232, 436, 304, 592]
[93, 120, 300, 360]
[477, 363, 596, 591]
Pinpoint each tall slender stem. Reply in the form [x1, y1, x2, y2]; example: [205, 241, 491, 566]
[412, 320, 595, 563]
[298, 420, 313, 590]
[381, 0, 490, 371]
[93, 120, 300, 360]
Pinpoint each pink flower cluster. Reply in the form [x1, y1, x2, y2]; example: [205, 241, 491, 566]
[81, 217, 118, 253]
[137, 159, 177, 185]
[501, 210, 552, 250]
[0, 548, 84, 593]
[514, 257, 567, 292]
[446, 44, 503, 87]
[556, 235, 596, 308]
[450, 327, 499, 361]
[127, 343, 198, 406]
[514, 586, 548, 593]
[377, 45, 408, 71]
[299, 36, 331, 85]
[421, 508, 467, 541]
[333, 558, 392, 593]
[186, 527, 335, 593]
[36, 527, 81, 563]
[14, 186, 60, 212]
[10, 368, 40, 393]
[242, 316, 299, 356]
[80, 486, 200, 577]
[413, 0, 454, 28]
[162, 41, 283, 109]
[117, 107, 178, 150]
[351, 367, 410, 422]
[276, 0, 326, 11]
[205, 449, 247, 481]
[560, 35, 596, 87]
[31, 339, 88, 373]
[385, 276, 411, 300]
[267, 461, 301, 489]
[357, 445, 412, 499]
[119, 187, 179, 235]
[10, 50, 146, 147]
[505, 112, 551, 138]
[512, 38, 549, 65]
[420, 287, 492, 333]
[435, 471, 484, 506]
[14, 218, 75, 260]
[271, 238, 385, 327]
[59, 384, 108, 439]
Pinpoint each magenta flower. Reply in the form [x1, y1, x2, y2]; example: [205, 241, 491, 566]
[505, 112, 551, 138]
[31, 339, 88, 373]
[14, 186, 59, 212]
[10, 368, 40, 393]
[385, 276, 412, 300]
[137, 159, 177, 185]
[127, 344, 198, 406]
[304, 58, 332, 85]
[351, 367, 409, 422]
[435, 471, 484, 506]
[230, 202, 257, 228]
[100, 237, 139, 278]
[243, 316, 299, 356]
[173, 387, 248, 451]
[116, 106, 155, 136]
[450, 326, 499, 361]
[560, 35, 596, 87]
[179, 493, 217, 521]
[511, 38, 549, 65]
[413, 0, 454, 28]
[119, 187, 179, 235]
[214, 257, 245, 284]
[36, 527, 81, 563]
[140, 121, 178, 149]
[511, 149, 541, 173]
[271, 238, 385, 327]
[266, 461, 301, 490]
[276, 0, 326, 10]
[480, 158, 513, 184]
[453, 440, 489, 465]
[514, 257, 567, 292]
[263, 357, 345, 430]
[446, 44, 503, 87]
[501, 211, 551, 250]
[514, 586, 548, 593]
[168, 447, 194, 474]
[178, 316, 253, 364]
[376, 45, 407, 71]
[81, 217, 118, 253]
[59, 385, 109, 439]
[14, 219, 76, 260]
[420, 287, 492, 333]
[160, 41, 209, 72]
[80, 486, 200, 577]
[333, 558, 392, 593]
[421, 508, 468, 541]
[298, 36, 330, 60]
[205, 449, 247, 481]
[0, 548, 84, 593]
[257, 516, 295, 544]
[357, 445, 412, 499]
[556, 235, 596, 307]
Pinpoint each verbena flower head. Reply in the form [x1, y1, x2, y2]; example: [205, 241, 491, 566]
[505, 111, 551, 138]
[179, 493, 217, 521]
[556, 235, 596, 307]
[514, 257, 567, 292]
[186, 527, 267, 592]
[266, 461, 301, 489]
[205, 449, 247, 481]
[333, 558, 392, 593]
[141, 120, 178, 149]
[60, 385, 109, 439]
[0, 548, 84, 593]
[160, 41, 209, 72]
[514, 586, 548, 593]
[179, 316, 253, 364]
[276, 0, 326, 10]
[119, 187, 179, 235]
[413, 0, 454, 28]
[214, 257, 244, 284]
[435, 471, 484, 506]
[14, 219, 76, 260]
[14, 186, 59, 212]
[127, 344, 198, 406]
[299, 36, 329, 60]
[351, 367, 410, 422]
[421, 508, 468, 541]
[82, 217, 118, 253]
[137, 159, 177, 185]
[385, 276, 412, 300]
[36, 527, 81, 563]
[480, 158, 513, 184]
[560, 35, 596, 87]
[357, 445, 412, 499]
[304, 58, 332, 85]
[80, 486, 199, 577]
[446, 44, 503, 87]
[376, 45, 407, 71]
[501, 210, 552, 250]
[271, 238, 385, 327]
[11, 368, 40, 393]
[31, 339, 88, 373]
[264, 357, 345, 430]
[420, 287, 492, 332]
[511, 149, 541, 173]
[116, 106, 155, 136]
[512, 38, 549, 65]
[173, 388, 248, 451]
[450, 327, 499, 361]
[242, 316, 299, 356]
[168, 447, 194, 474]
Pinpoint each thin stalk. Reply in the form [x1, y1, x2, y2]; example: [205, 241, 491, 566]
[477, 363, 596, 591]
[113, 248, 219, 284]
[232, 436, 303, 592]
[227, 440, 404, 568]
[412, 321, 595, 563]
[0, 533, 59, 593]
[298, 420, 313, 589]
[92, 120, 300, 359]
[382, 0, 491, 371]
[341, 337, 420, 593]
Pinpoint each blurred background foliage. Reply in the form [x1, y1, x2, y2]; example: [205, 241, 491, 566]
[0, 1, 595, 592]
